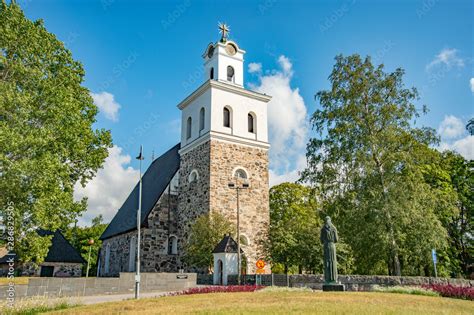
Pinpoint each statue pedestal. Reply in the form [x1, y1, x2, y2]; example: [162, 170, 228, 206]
[322, 283, 345, 292]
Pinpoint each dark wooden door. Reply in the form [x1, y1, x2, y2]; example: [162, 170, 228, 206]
[40, 266, 54, 277]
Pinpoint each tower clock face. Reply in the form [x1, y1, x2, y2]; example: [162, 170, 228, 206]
[225, 44, 237, 55]
[207, 46, 214, 58]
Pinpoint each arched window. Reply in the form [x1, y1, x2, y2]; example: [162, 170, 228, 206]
[223, 107, 231, 128]
[188, 169, 199, 183]
[199, 108, 205, 131]
[186, 117, 192, 139]
[248, 113, 255, 133]
[234, 168, 248, 179]
[129, 236, 136, 272]
[168, 235, 178, 255]
[104, 243, 111, 274]
[227, 66, 235, 82]
[210, 67, 214, 80]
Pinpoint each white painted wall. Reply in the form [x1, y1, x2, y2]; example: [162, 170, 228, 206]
[204, 41, 244, 86]
[180, 89, 212, 146]
[213, 252, 238, 285]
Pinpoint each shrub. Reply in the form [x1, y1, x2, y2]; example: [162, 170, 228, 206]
[422, 284, 474, 300]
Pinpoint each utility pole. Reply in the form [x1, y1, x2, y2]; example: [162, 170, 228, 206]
[135, 145, 144, 299]
[228, 181, 249, 285]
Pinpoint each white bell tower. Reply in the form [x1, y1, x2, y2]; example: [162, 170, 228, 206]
[203, 23, 244, 86]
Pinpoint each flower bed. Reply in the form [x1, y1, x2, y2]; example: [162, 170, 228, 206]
[422, 284, 474, 300]
[173, 285, 264, 296]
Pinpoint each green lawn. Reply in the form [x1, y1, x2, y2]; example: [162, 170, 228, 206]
[48, 291, 473, 315]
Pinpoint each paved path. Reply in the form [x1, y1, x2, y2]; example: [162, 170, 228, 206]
[77, 291, 172, 305]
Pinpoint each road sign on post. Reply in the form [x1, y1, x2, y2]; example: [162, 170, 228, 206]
[256, 260, 265, 285]
[432, 249, 438, 278]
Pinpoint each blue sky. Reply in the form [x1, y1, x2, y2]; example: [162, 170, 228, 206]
[20, 0, 473, 224]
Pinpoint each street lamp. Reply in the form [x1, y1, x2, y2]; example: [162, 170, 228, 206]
[135, 145, 144, 299]
[228, 181, 249, 285]
[86, 239, 94, 278]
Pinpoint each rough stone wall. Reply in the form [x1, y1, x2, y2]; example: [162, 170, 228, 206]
[209, 140, 269, 274]
[99, 178, 180, 276]
[177, 140, 211, 271]
[19, 263, 82, 277]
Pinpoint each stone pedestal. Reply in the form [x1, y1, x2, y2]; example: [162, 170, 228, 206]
[323, 283, 345, 291]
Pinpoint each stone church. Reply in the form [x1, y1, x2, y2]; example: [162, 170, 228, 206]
[98, 26, 271, 276]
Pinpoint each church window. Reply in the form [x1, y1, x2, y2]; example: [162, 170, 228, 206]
[223, 107, 231, 128]
[104, 243, 111, 274]
[234, 168, 248, 179]
[227, 66, 235, 82]
[248, 113, 255, 133]
[186, 117, 192, 139]
[168, 235, 178, 255]
[210, 67, 214, 80]
[188, 169, 199, 183]
[129, 236, 136, 272]
[199, 108, 205, 131]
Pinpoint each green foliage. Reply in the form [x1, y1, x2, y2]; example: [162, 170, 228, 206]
[64, 215, 107, 276]
[0, 3, 112, 264]
[183, 212, 235, 271]
[372, 285, 439, 297]
[266, 183, 340, 274]
[302, 54, 452, 276]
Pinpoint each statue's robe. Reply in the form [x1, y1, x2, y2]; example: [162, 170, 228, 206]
[320, 224, 338, 283]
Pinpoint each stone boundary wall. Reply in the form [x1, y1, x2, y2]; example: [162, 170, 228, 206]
[210, 274, 473, 291]
[0, 272, 196, 299]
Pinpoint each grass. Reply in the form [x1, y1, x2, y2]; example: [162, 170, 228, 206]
[0, 296, 81, 315]
[47, 291, 474, 315]
[0, 277, 30, 285]
[372, 285, 440, 297]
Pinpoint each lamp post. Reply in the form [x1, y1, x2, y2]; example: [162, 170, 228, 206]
[86, 239, 94, 278]
[228, 181, 249, 285]
[135, 145, 144, 299]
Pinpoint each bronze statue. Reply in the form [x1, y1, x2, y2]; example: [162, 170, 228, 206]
[320, 216, 338, 284]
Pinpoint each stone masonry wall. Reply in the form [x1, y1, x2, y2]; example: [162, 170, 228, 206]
[209, 141, 269, 274]
[100, 177, 180, 276]
[177, 141, 211, 271]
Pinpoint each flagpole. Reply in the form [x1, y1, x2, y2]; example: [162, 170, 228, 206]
[135, 145, 144, 299]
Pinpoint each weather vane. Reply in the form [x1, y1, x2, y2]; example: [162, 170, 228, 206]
[218, 22, 230, 42]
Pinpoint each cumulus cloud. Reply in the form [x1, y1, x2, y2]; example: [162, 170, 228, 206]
[426, 48, 464, 71]
[437, 115, 472, 160]
[91, 91, 121, 121]
[438, 115, 465, 139]
[470, 78, 474, 92]
[249, 55, 308, 186]
[248, 62, 262, 74]
[74, 146, 139, 225]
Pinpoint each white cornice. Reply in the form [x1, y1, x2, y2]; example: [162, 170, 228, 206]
[179, 131, 270, 156]
[177, 80, 272, 110]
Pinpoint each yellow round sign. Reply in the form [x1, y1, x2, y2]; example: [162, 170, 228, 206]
[256, 259, 265, 269]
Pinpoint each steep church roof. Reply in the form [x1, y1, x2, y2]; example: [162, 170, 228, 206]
[100, 143, 181, 240]
[37, 229, 86, 264]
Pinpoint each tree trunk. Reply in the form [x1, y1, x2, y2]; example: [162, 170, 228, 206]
[298, 265, 302, 274]
[284, 264, 288, 274]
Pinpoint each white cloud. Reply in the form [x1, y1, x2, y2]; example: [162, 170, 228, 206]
[438, 115, 465, 139]
[437, 115, 472, 160]
[426, 48, 464, 71]
[74, 146, 139, 225]
[249, 55, 308, 186]
[248, 62, 262, 74]
[470, 78, 474, 92]
[91, 92, 121, 121]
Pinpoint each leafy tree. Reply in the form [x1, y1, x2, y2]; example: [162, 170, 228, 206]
[0, 3, 112, 265]
[64, 215, 108, 276]
[265, 183, 324, 274]
[302, 54, 450, 276]
[183, 212, 235, 272]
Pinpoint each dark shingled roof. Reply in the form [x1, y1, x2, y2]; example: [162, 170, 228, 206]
[100, 143, 181, 240]
[213, 235, 243, 253]
[37, 230, 86, 264]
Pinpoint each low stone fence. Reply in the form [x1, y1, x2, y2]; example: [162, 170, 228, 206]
[201, 273, 473, 291]
[0, 272, 196, 299]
